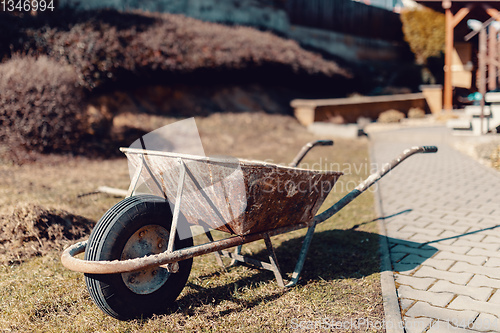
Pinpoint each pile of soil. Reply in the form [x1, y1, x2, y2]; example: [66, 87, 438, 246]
[0, 204, 94, 265]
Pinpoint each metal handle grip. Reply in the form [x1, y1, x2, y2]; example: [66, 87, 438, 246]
[315, 140, 334, 146]
[421, 146, 438, 153]
[290, 140, 334, 167]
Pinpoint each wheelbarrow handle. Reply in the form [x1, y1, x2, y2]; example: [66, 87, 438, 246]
[290, 140, 334, 167]
[422, 146, 438, 153]
[314, 145, 438, 224]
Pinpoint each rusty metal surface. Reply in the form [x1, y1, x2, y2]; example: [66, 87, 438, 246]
[122, 148, 342, 236]
[61, 220, 311, 274]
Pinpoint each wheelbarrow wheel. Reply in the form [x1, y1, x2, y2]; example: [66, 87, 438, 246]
[84, 194, 193, 320]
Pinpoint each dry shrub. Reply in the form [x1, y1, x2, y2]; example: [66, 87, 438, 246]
[408, 107, 426, 119]
[0, 204, 93, 264]
[434, 112, 459, 122]
[377, 109, 405, 123]
[1, 9, 349, 90]
[400, 7, 445, 65]
[0, 56, 89, 157]
[491, 145, 500, 170]
[0, 10, 348, 160]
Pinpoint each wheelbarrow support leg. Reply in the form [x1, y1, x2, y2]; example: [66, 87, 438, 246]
[204, 228, 225, 268]
[230, 245, 242, 266]
[285, 222, 317, 287]
[263, 233, 285, 287]
[161, 158, 186, 273]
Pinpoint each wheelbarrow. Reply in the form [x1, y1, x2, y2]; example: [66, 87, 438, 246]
[61, 140, 437, 320]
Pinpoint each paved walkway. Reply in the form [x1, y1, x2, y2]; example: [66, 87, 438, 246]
[370, 127, 500, 332]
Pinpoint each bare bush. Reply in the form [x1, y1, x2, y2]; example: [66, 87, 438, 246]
[408, 107, 426, 119]
[491, 145, 500, 170]
[377, 109, 405, 123]
[0, 56, 88, 156]
[2, 9, 349, 90]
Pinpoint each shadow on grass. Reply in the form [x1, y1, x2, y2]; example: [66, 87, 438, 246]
[166, 226, 438, 318]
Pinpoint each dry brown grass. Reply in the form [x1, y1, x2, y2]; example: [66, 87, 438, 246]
[0, 113, 383, 332]
[491, 145, 500, 170]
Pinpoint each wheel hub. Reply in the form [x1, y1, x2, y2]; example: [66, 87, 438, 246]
[121, 225, 171, 294]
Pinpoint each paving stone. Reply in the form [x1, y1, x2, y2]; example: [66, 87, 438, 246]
[433, 251, 487, 265]
[439, 210, 471, 219]
[399, 226, 446, 237]
[390, 251, 408, 263]
[449, 232, 486, 242]
[408, 219, 435, 228]
[452, 239, 499, 252]
[468, 274, 500, 289]
[400, 298, 415, 312]
[436, 217, 461, 226]
[394, 274, 436, 290]
[484, 257, 500, 267]
[389, 234, 425, 243]
[405, 301, 478, 325]
[488, 290, 500, 304]
[482, 236, 500, 244]
[428, 280, 493, 302]
[436, 230, 469, 240]
[452, 218, 485, 228]
[448, 295, 500, 318]
[409, 233, 442, 244]
[471, 313, 500, 332]
[449, 262, 500, 277]
[465, 213, 500, 224]
[387, 231, 417, 240]
[420, 258, 456, 271]
[398, 285, 454, 307]
[413, 266, 473, 285]
[397, 254, 454, 270]
[468, 248, 500, 259]
[427, 320, 476, 332]
[477, 215, 500, 224]
[393, 263, 420, 274]
[426, 224, 471, 235]
[391, 244, 438, 257]
[432, 244, 471, 255]
[403, 317, 433, 333]
[385, 223, 404, 231]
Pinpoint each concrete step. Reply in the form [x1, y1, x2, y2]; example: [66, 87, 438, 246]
[485, 92, 500, 103]
[464, 105, 491, 117]
[447, 118, 471, 130]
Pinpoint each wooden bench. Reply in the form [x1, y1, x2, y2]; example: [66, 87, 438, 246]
[290, 93, 427, 126]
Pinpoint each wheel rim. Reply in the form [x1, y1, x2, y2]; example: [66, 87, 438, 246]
[121, 225, 171, 295]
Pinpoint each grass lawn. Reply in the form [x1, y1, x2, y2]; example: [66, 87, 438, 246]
[0, 113, 383, 332]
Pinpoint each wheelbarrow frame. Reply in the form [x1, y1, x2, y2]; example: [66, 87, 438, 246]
[62, 143, 437, 288]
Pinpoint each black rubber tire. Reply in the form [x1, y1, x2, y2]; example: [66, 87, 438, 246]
[84, 194, 193, 320]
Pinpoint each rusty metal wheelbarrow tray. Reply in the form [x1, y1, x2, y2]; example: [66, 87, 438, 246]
[121, 147, 342, 236]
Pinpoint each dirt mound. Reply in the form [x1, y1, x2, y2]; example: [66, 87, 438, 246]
[0, 204, 94, 265]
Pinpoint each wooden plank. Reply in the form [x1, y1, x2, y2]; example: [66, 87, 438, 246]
[290, 93, 425, 108]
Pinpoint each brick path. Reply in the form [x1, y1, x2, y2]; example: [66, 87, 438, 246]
[370, 127, 500, 332]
